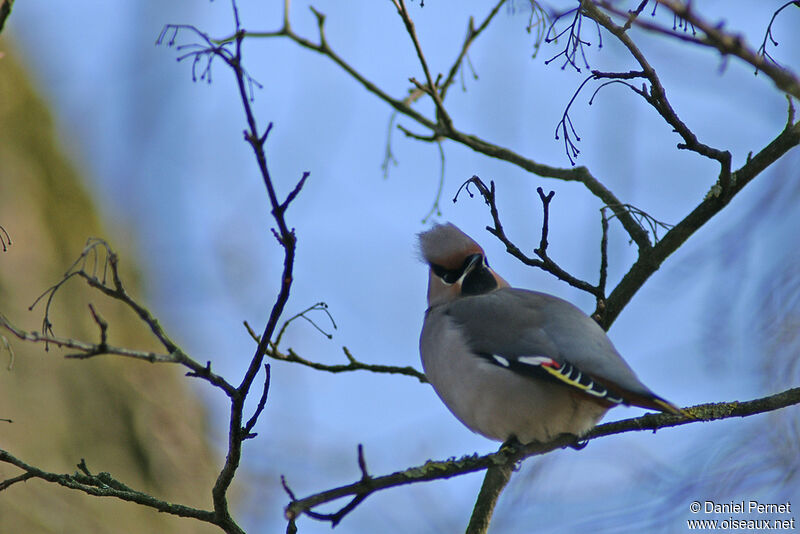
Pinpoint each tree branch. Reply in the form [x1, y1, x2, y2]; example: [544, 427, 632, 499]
[756, 2, 799, 73]
[187, 12, 308, 530]
[0, 224, 11, 252]
[583, 1, 733, 177]
[216, 5, 652, 250]
[0, 452, 216, 524]
[273, 345, 428, 383]
[439, 0, 507, 100]
[158, 5, 310, 531]
[465, 461, 513, 534]
[243, 319, 428, 383]
[285, 385, 800, 529]
[454, 176, 605, 298]
[0, 315, 179, 364]
[603, 113, 800, 327]
[1, 239, 237, 397]
[390, 0, 453, 130]
[598, 0, 800, 101]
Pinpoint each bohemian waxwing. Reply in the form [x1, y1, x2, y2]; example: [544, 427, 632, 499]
[418, 223, 682, 444]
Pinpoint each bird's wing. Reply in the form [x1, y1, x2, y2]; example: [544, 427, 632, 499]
[444, 288, 682, 414]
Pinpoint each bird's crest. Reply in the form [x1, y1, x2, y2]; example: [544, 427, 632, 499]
[418, 223, 483, 269]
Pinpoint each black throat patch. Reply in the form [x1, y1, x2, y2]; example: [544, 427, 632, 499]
[461, 265, 498, 296]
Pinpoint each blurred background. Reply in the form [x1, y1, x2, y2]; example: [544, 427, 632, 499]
[1, 1, 799, 532]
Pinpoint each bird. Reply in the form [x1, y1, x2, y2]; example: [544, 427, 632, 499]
[418, 222, 683, 445]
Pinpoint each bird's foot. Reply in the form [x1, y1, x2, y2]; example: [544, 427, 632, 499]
[567, 434, 589, 450]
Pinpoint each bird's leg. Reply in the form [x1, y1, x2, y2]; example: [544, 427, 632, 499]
[499, 435, 523, 455]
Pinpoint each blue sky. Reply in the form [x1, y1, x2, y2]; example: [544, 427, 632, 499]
[7, 1, 800, 532]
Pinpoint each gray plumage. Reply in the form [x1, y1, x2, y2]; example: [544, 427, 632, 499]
[418, 223, 681, 444]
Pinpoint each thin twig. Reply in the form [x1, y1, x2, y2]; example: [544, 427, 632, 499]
[421, 140, 446, 223]
[603, 113, 800, 328]
[266, 340, 428, 384]
[217, 6, 652, 252]
[10, 237, 237, 395]
[454, 176, 603, 298]
[390, 0, 453, 130]
[755, 1, 799, 73]
[544, 5, 602, 72]
[533, 187, 555, 255]
[0, 224, 10, 252]
[242, 364, 271, 440]
[243, 307, 428, 383]
[0, 449, 216, 522]
[594, 206, 610, 322]
[584, 2, 733, 178]
[597, 0, 800, 100]
[1, 333, 14, 371]
[439, 0, 507, 100]
[0, 472, 33, 490]
[381, 111, 399, 179]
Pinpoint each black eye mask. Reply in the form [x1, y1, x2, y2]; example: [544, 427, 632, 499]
[430, 254, 498, 295]
[431, 254, 478, 284]
[431, 262, 464, 284]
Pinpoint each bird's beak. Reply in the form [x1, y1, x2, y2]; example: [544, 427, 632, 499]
[460, 253, 484, 282]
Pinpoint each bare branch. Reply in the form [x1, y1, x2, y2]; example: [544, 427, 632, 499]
[285, 385, 800, 528]
[0, 313, 236, 394]
[159, 8, 310, 527]
[439, 0, 507, 100]
[597, 0, 800, 101]
[214, 6, 653, 252]
[534, 187, 556, 255]
[381, 111, 400, 179]
[595, 206, 610, 321]
[244, 304, 429, 383]
[605, 203, 673, 244]
[273, 302, 337, 347]
[1, 332, 14, 371]
[390, 0, 453, 130]
[0, 472, 33, 490]
[242, 364, 271, 440]
[86, 303, 108, 352]
[583, 2, 733, 181]
[274, 7, 439, 131]
[544, 5, 602, 72]
[0, 451, 216, 523]
[466, 460, 513, 534]
[287, 444, 373, 527]
[603, 115, 800, 328]
[264, 335, 428, 384]
[756, 1, 800, 73]
[8, 237, 237, 395]
[0, 314, 172, 363]
[421, 140, 446, 223]
[454, 176, 604, 298]
[0, 224, 10, 251]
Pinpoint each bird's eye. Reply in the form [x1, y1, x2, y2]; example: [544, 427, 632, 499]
[442, 271, 461, 284]
[431, 254, 485, 285]
[431, 264, 462, 284]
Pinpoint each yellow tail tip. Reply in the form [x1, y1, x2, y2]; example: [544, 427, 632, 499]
[654, 398, 694, 419]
